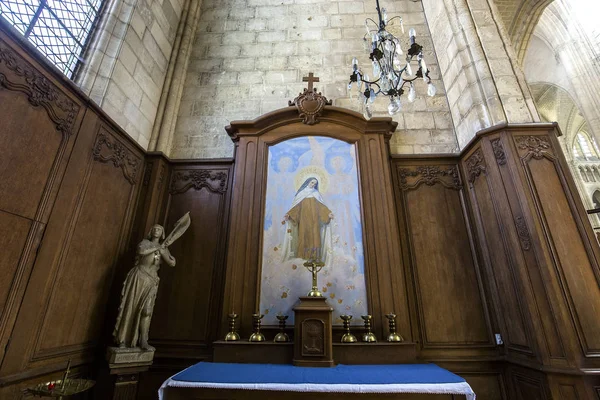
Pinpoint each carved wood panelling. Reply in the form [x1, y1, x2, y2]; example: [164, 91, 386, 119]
[169, 169, 229, 195]
[463, 147, 535, 356]
[393, 161, 493, 351]
[92, 130, 141, 185]
[397, 165, 462, 191]
[515, 135, 552, 160]
[491, 138, 507, 165]
[0, 40, 79, 137]
[151, 164, 232, 359]
[514, 216, 531, 251]
[514, 133, 600, 355]
[465, 149, 487, 184]
[0, 117, 143, 379]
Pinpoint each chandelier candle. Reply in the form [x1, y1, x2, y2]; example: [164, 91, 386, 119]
[349, 0, 436, 118]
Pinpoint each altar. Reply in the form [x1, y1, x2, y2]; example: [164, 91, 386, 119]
[156, 77, 477, 400]
[159, 362, 476, 400]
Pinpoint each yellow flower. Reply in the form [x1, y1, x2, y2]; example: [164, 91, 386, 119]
[281, 292, 288, 299]
[338, 299, 343, 304]
[322, 286, 328, 292]
[273, 246, 278, 251]
[330, 293, 335, 299]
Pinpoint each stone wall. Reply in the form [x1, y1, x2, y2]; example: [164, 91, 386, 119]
[170, 0, 458, 159]
[77, 0, 185, 148]
[422, 0, 538, 149]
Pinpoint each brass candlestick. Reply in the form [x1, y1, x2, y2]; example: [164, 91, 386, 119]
[249, 313, 265, 342]
[385, 313, 404, 342]
[361, 315, 377, 342]
[274, 315, 290, 342]
[340, 314, 357, 343]
[303, 259, 325, 297]
[224, 313, 240, 341]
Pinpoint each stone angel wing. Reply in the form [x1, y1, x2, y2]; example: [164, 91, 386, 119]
[163, 212, 191, 247]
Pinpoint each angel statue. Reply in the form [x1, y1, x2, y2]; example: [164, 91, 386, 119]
[113, 212, 191, 350]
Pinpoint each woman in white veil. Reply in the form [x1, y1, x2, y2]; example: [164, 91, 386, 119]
[281, 177, 333, 265]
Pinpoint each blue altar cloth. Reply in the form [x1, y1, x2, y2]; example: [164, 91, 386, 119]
[159, 362, 476, 399]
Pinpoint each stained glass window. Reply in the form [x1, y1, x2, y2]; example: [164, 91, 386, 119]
[0, 0, 104, 78]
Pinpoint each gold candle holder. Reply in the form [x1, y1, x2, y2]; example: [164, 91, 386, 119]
[303, 258, 325, 297]
[274, 315, 290, 342]
[361, 315, 377, 342]
[224, 313, 240, 341]
[385, 313, 404, 342]
[249, 313, 266, 342]
[340, 314, 357, 343]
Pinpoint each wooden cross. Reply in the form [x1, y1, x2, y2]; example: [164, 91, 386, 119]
[303, 72, 319, 91]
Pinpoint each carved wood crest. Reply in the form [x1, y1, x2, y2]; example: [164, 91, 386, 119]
[465, 149, 486, 184]
[288, 88, 332, 125]
[288, 73, 332, 125]
[397, 165, 462, 191]
[0, 40, 79, 137]
[515, 135, 552, 160]
[169, 169, 228, 195]
[92, 131, 140, 185]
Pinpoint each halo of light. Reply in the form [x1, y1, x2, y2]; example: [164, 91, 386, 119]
[294, 165, 329, 194]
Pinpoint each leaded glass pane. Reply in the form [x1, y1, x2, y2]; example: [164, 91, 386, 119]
[0, 0, 104, 78]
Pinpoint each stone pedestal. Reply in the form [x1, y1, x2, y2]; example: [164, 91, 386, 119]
[105, 347, 155, 400]
[292, 296, 334, 367]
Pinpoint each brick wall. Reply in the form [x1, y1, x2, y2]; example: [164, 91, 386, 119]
[170, 0, 458, 159]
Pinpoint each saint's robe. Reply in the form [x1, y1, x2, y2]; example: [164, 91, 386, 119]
[286, 197, 332, 260]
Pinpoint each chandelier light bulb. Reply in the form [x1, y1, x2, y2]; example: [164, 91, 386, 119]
[382, 8, 388, 25]
[409, 28, 416, 41]
[352, 57, 359, 71]
[406, 62, 413, 76]
[388, 97, 402, 115]
[427, 83, 437, 97]
[363, 103, 373, 120]
[408, 84, 416, 102]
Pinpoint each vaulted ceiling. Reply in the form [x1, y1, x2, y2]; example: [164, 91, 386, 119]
[492, 0, 554, 63]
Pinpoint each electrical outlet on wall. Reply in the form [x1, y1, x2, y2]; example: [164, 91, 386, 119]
[495, 333, 504, 345]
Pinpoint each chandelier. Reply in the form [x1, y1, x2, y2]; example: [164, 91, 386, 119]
[348, 0, 436, 119]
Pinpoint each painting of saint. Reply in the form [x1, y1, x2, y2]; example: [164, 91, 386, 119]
[281, 177, 333, 263]
[260, 136, 367, 325]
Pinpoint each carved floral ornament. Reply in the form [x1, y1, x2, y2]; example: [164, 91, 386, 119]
[92, 132, 141, 185]
[169, 169, 229, 195]
[0, 41, 78, 137]
[491, 139, 507, 166]
[465, 149, 486, 184]
[397, 165, 462, 191]
[515, 135, 552, 160]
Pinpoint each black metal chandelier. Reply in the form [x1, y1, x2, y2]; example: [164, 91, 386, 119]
[349, 0, 436, 118]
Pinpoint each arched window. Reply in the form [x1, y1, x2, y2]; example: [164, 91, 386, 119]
[573, 132, 600, 161]
[0, 0, 105, 78]
[593, 190, 600, 209]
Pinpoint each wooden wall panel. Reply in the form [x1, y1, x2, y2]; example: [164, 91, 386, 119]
[0, 115, 143, 380]
[150, 163, 232, 358]
[0, 30, 85, 371]
[512, 134, 600, 356]
[392, 160, 495, 355]
[462, 145, 536, 361]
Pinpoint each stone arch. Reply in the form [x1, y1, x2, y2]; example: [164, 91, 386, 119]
[496, 0, 555, 64]
[528, 82, 588, 159]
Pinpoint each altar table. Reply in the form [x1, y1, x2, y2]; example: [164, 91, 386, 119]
[159, 362, 476, 400]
